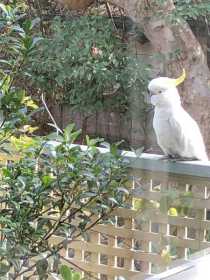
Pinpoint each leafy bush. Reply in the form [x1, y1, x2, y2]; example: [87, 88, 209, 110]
[0, 3, 40, 150]
[173, 0, 210, 20]
[28, 15, 150, 114]
[0, 125, 128, 279]
[0, 5, 130, 279]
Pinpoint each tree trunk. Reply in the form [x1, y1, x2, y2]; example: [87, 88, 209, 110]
[109, 0, 210, 153]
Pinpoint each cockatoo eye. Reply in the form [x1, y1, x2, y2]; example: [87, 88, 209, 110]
[158, 90, 162, 94]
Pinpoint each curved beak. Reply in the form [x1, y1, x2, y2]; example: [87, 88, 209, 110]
[148, 90, 156, 97]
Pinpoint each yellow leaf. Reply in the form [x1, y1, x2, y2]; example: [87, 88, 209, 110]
[161, 248, 172, 265]
[20, 125, 39, 133]
[22, 97, 38, 109]
[168, 207, 178, 216]
[10, 135, 36, 150]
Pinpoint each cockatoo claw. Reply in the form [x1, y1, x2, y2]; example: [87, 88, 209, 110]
[159, 155, 174, 161]
[173, 157, 198, 162]
[160, 155, 198, 162]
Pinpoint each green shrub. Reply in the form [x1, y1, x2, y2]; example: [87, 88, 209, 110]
[28, 15, 150, 114]
[0, 125, 129, 279]
[0, 5, 130, 279]
[0, 3, 40, 150]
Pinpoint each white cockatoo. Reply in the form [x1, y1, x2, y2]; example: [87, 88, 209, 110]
[148, 70, 208, 161]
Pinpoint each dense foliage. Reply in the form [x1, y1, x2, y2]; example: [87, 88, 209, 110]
[174, 0, 210, 20]
[28, 16, 127, 113]
[27, 15, 150, 115]
[0, 3, 129, 279]
[0, 127, 128, 279]
[0, 3, 40, 152]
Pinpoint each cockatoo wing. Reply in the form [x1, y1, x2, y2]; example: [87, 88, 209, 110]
[168, 109, 208, 160]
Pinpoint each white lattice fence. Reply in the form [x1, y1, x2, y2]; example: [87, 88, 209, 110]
[62, 152, 210, 280]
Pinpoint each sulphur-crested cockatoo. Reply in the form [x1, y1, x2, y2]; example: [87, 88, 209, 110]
[148, 70, 208, 161]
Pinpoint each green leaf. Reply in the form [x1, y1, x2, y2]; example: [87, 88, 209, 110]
[0, 60, 12, 66]
[22, 20, 32, 33]
[42, 175, 54, 187]
[80, 192, 97, 198]
[31, 18, 41, 29]
[64, 124, 75, 141]
[0, 262, 10, 276]
[32, 37, 43, 47]
[64, 124, 81, 143]
[73, 272, 81, 280]
[60, 265, 73, 280]
[134, 147, 144, 157]
[108, 197, 118, 204]
[0, 4, 8, 15]
[117, 187, 129, 195]
[36, 258, 48, 278]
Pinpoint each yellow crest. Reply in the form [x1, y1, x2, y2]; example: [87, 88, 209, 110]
[174, 69, 186, 86]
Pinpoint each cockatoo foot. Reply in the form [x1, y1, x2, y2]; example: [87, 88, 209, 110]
[160, 155, 198, 162]
[172, 157, 198, 162]
[159, 155, 176, 161]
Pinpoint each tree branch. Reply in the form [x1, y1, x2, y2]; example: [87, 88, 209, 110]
[41, 93, 63, 135]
